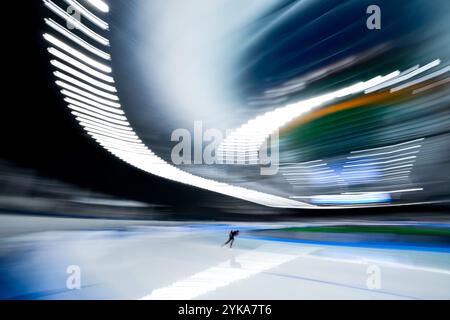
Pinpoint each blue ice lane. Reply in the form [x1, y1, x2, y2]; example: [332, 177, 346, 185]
[241, 235, 450, 253]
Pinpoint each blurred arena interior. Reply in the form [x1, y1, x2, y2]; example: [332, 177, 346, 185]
[1, 0, 450, 300]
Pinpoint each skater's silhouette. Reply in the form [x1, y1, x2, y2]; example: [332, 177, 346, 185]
[223, 230, 239, 248]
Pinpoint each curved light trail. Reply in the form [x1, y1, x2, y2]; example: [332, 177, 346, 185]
[41, 0, 315, 209]
[217, 60, 443, 163]
[41, 0, 445, 209]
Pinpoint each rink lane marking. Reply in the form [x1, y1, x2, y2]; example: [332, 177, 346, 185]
[262, 271, 421, 300]
[139, 250, 298, 300]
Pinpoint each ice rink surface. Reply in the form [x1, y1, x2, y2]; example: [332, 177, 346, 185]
[0, 215, 449, 300]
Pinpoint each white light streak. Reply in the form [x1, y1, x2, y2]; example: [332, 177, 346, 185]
[346, 151, 419, 163]
[365, 60, 441, 93]
[85, 129, 142, 143]
[73, 112, 132, 131]
[86, 0, 109, 13]
[371, 175, 410, 183]
[57, 81, 121, 108]
[342, 164, 414, 176]
[67, 105, 130, 126]
[342, 188, 423, 195]
[63, 0, 109, 29]
[350, 138, 424, 154]
[79, 120, 136, 136]
[391, 65, 450, 92]
[54, 71, 118, 100]
[343, 156, 416, 168]
[44, 34, 111, 72]
[44, 18, 110, 60]
[43, 0, 109, 45]
[63, 93, 123, 116]
[50, 58, 115, 87]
